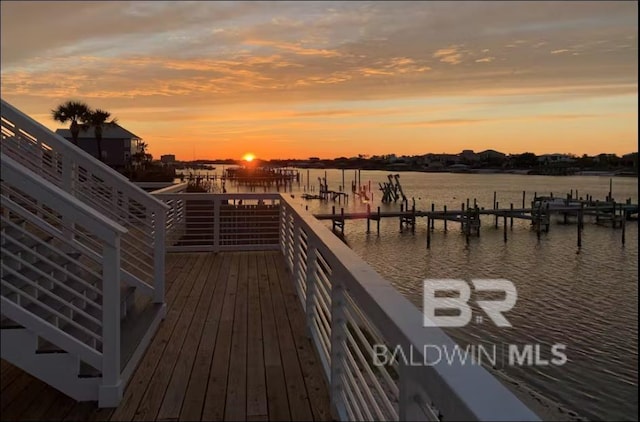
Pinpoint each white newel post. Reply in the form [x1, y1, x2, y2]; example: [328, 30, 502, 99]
[213, 198, 221, 252]
[330, 275, 346, 420]
[153, 208, 166, 305]
[99, 235, 122, 407]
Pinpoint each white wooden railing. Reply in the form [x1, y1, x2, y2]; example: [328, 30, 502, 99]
[1, 155, 125, 405]
[153, 189, 281, 252]
[156, 191, 539, 421]
[1, 99, 168, 303]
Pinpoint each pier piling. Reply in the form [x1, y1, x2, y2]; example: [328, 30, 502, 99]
[412, 203, 416, 233]
[504, 214, 507, 242]
[430, 203, 435, 230]
[444, 205, 448, 232]
[578, 203, 584, 248]
[510, 203, 514, 228]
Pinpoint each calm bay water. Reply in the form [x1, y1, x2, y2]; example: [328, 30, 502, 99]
[211, 169, 639, 420]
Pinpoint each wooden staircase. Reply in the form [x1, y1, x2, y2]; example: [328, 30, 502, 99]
[1, 99, 167, 407]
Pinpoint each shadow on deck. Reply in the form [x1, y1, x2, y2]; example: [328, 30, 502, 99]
[1, 251, 331, 421]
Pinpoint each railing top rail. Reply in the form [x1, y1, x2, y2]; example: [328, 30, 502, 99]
[150, 182, 189, 195]
[152, 192, 282, 201]
[1, 98, 168, 212]
[279, 194, 539, 421]
[1, 155, 127, 243]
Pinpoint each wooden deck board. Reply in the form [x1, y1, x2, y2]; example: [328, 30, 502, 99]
[156, 253, 223, 421]
[0, 251, 330, 421]
[246, 252, 268, 420]
[258, 252, 291, 421]
[201, 253, 239, 421]
[111, 254, 208, 422]
[132, 253, 217, 421]
[266, 253, 314, 421]
[179, 254, 231, 421]
[224, 252, 249, 421]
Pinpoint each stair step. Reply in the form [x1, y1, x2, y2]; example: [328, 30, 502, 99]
[1, 280, 97, 327]
[1, 235, 55, 257]
[1, 253, 88, 295]
[0, 217, 26, 237]
[35, 284, 136, 353]
[2, 282, 134, 328]
[36, 322, 101, 354]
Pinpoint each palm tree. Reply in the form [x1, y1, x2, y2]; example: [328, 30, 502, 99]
[51, 101, 91, 146]
[83, 109, 118, 162]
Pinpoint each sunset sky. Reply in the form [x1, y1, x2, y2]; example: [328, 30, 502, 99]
[1, 1, 637, 160]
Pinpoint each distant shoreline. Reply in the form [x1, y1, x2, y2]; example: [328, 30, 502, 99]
[291, 166, 639, 177]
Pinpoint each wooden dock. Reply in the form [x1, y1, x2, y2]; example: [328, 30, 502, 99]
[314, 195, 637, 248]
[0, 252, 330, 421]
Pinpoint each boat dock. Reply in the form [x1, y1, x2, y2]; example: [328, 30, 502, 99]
[314, 192, 638, 248]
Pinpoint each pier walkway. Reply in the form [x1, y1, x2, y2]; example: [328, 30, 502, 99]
[0, 252, 331, 421]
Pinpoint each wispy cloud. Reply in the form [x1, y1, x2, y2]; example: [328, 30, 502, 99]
[550, 49, 570, 54]
[244, 39, 342, 57]
[397, 118, 497, 127]
[433, 46, 464, 65]
[475, 57, 495, 63]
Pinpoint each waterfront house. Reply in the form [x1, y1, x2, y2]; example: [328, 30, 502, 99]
[55, 123, 143, 170]
[537, 153, 575, 164]
[459, 149, 480, 164]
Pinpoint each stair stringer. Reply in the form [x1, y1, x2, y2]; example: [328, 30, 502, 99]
[1, 328, 101, 401]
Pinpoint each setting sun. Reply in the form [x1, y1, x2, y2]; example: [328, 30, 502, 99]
[242, 153, 255, 162]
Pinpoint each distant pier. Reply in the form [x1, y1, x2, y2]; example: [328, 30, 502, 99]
[314, 190, 637, 249]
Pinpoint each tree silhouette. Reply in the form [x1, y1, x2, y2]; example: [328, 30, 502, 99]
[51, 101, 91, 146]
[131, 141, 148, 169]
[83, 109, 118, 162]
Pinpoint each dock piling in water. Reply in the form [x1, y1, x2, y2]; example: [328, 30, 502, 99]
[444, 205, 448, 232]
[310, 189, 637, 250]
[504, 214, 507, 242]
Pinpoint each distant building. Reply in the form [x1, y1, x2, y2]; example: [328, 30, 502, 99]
[55, 123, 142, 169]
[161, 154, 176, 164]
[593, 153, 618, 163]
[537, 153, 575, 164]
[424, 153, 460, 166]
[478, 149, 506, 161]
[459, 149, 480, 163]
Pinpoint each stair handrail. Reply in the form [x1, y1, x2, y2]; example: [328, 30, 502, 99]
[2, 98, 168, 303]
[1, 98, 167, 213]
[1, 154, 125, 403]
